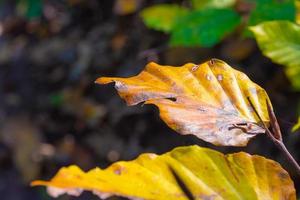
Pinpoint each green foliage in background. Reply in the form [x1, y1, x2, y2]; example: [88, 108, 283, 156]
[191, 0, 235, 9]
[292, 117, 300, 132]
[250, 21, 300, 90]
[248, 0, 296, 26]
[141, 0, 300, 91]
[140, 4, 188, 33]
[170, 9, 240, 47]
[141, 0, 297, 47]
[141, 2, 241, 47]
[16, 0, 43, 20]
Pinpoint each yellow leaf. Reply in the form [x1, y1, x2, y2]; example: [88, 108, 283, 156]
[292, 117, 300, 132]
[31, 145, 295, 199]
[297, 1, 300, 25]
[96, 59, 271, 146]
[140, 4, 188, 32]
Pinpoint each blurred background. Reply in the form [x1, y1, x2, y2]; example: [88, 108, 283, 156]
[0, 0, 300, 199]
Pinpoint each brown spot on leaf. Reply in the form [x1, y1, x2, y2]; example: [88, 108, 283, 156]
[113, 165, 125, 175]
[197, 107, 206, 112]
[208, 59, 215, 66]
[192, 65, 199, 72]
[278, 171, 289, 180]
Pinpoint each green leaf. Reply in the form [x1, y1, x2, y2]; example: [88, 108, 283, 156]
[17, 0, 43, 20]
[170, 9, 241, 47]
[248, 0, 296, 26]
[191, 0, 236, 10]
[250, 21, 300, 89]
[140, 4, 188, 33]
[32, 145, 296, 199]
[286, 66, 300, 89]
[26, 0, 43, 20]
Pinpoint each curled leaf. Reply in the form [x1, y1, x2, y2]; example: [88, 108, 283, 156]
[96, 59, 271, 146]
[32, 145, 296, 200]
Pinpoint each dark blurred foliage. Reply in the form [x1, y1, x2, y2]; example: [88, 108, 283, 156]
[0, 0, 299, 199]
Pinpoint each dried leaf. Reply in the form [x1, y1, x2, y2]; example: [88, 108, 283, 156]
[32, 145, 296, 200]
[96, 59, 271, 146]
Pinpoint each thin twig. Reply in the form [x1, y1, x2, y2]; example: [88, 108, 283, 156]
[273, 139, 300, 176]
[247, 97, 300, 176]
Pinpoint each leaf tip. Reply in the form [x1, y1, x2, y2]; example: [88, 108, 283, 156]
[30, 180, 50, 187]
[95, 77, 115, 85]
[146, 61, 160, 68]
[207, 58, 227, 66]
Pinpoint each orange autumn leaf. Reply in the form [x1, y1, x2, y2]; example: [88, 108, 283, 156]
[96, 59, 271, 146]
[31, 145, 296, 200]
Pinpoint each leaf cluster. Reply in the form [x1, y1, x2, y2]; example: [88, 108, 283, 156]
[30, 0, 300, 199]
[32, 59, 298, 200]
[140, 0, 296, 47]
[142, 0, 300, 128]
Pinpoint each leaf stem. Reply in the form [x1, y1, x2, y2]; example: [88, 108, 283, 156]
[247, 97, 300, 176]
[273, 139, 300, 176]
[264, 124, 300, 176]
